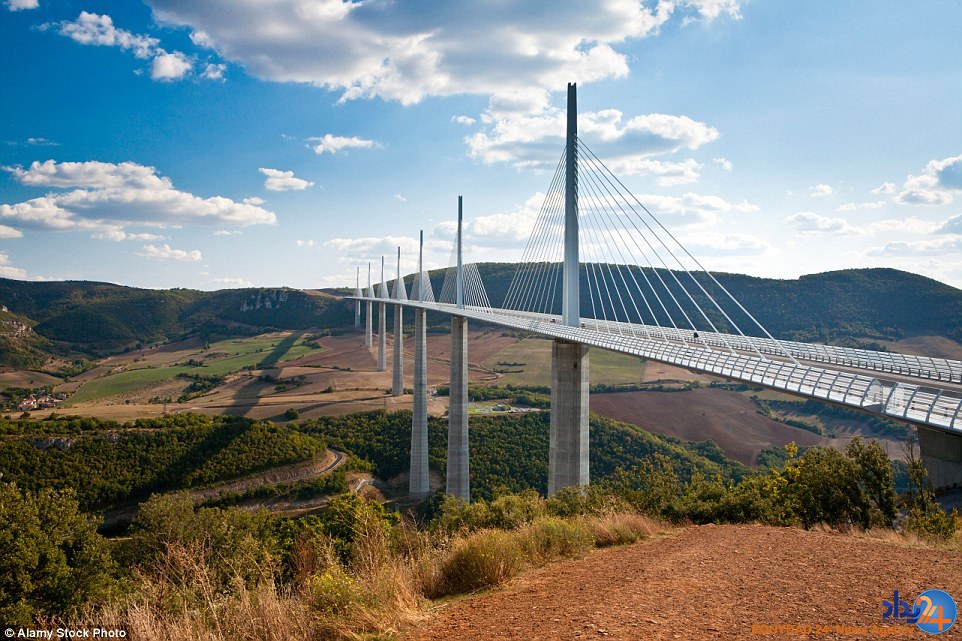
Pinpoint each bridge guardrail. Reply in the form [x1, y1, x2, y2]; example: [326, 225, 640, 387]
[352, 297, 962, 434]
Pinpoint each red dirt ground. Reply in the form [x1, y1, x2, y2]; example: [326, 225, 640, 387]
[590, 389, 826, 465]
[405, 524, 962, 641]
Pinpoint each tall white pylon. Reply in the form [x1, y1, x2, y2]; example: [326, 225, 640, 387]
[447, 195, 469, 501]
[364, 262, 373, 348]
[377, 256, 387, 371]
[410, 230, 429, 499]
[392, 246, 405, 397]
[550, 82, 590, 495]
[354, 266, 361, 329]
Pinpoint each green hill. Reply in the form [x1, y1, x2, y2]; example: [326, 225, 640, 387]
[0, 279, 351, 366]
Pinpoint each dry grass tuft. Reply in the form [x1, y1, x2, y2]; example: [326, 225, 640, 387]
[589, 512, 662, 547]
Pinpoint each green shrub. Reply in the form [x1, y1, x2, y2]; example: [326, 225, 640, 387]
[487, 489, 545, 529]
[435, 530, 523, 596]
[308, 566, 362, 615]
[517, 517, 593, 563]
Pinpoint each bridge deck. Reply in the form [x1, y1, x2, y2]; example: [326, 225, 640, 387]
[353, 297, 962, 435]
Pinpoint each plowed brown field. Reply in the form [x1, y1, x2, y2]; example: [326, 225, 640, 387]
[405, 524, 962, 640]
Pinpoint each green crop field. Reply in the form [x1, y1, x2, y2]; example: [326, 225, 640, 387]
[481, 338, 645, 387]
[67, 332, 317, 404]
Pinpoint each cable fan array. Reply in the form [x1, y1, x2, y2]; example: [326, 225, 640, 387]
[502, 138, 796, 363]
[438, 239, 492, 308]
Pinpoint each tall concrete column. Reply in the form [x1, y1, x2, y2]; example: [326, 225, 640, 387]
[377, 303, 387, 372]
[447, 316, 469, 501]
[549, 340, 589, 494]
[364, 301, 372, 348]
[918, 426, 962, 489]
[355, 301, 361, 329]
[410, 308, 430, 499]
[392, 305, 404, 396]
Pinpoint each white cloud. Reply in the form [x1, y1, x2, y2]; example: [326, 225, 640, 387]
[200, 63, 226, 80]
[91, 229, 165, 242]
[680, 232, 768, 256]
[2, 160, 276, 233]
[452, 115, 476, 126]
[295, 239, 316, 247]
[26, 137, 58, 146]
[147, 0, 683, 106]
[461, 193, 546, 246]
[871, 181, 896, 195]
[5, 0, 39, 10]
[151, 51, 192, 81]
[467, 108, 719, 172]
[836, 201, 886, 212]
[867, 237, 962, 257]
[713, 157, 732, 171]
[6, 159, 166, 189]
[211, 276, 253, 287]
[809, 183, 834, 197]
[214, 229, 241, 236]
[894, 154, 962, 206]
[680, 0, 743, 22]
[637, 192, 758, 225]
[394, 194, 407, 203]
[784, 211, 856, 235]
[609, 158, 703, 186]
[258, 167, 314, 191]
[309, 134, 378, 155]
[0, 252, 27, 279]
[936, 213, 962, 234]
[137, 243, 202, 262]
[0, 224, 23, 238]
[52, 12, 215, 84]
[55, 12, 159, 59]
[242, 196, 265, 206]
[861, 217, 938, 236]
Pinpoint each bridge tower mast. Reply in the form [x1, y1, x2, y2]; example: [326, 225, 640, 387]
[364, 263, 373, 348]
[377, 256, 387, 371]
[392, 246, 405, 397]
[549, 82, 590, 495]
[354, 266, 361, 328]
[410, 230, 430, 499]
[448, 196, 470, 501]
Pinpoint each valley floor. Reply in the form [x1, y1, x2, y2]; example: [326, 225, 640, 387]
[404, 524, 962, 640]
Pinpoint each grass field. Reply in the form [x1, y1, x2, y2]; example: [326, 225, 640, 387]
[480, 337, 646, 387]
[67, 332, 317, 404]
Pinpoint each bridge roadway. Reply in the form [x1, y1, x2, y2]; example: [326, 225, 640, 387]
[353, 297, 962, 436]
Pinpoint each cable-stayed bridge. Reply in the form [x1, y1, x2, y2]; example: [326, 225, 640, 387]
[348, 84, 962, 501]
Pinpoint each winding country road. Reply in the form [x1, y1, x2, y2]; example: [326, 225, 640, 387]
[99, 449, 346, 529]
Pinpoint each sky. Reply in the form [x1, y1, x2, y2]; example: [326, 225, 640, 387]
[1, 0, 961, 292]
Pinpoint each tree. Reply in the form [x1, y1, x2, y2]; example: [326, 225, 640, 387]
[0, 482, 116, 625]
[845, 437, 898, 526]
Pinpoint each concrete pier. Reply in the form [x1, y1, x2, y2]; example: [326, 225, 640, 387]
[548, 340, 589, 494]
[364, 301, 372, 348]
[377, 303, 387, 372]
[410, 307, 430, 499]
[918, 426, 962, 489]
[392, 305, 404, 396]
[447, 316, 470, 501]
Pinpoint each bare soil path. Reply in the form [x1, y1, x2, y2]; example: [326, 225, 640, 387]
[405, 524, 962, 640]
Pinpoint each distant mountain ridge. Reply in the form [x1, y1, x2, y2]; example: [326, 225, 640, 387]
[0, 279, 351, 367]
[1, 266, 960, 369]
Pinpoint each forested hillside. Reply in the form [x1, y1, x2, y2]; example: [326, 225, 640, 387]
[0, 279, 351, 366]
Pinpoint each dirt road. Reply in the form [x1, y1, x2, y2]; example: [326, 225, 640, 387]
[406, 524, 962, 640]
